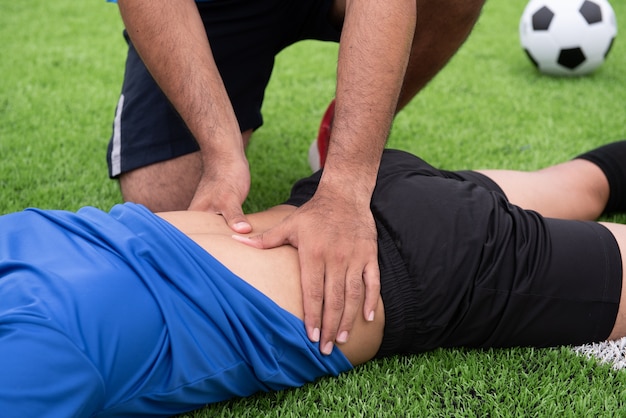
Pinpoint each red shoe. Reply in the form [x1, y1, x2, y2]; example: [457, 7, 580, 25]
[308, 99, 335, 172]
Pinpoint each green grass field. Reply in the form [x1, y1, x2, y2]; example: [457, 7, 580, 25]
[2, 1, 626, 416]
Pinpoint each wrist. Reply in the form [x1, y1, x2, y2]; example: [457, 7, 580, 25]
[318, 164, 377, 206]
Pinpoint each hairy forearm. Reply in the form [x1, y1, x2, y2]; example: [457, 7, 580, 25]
[323, 0, 416, 198]
[117, 0, 243, 158]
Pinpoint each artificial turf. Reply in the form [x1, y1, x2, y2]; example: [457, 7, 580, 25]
[1, 0, 626, 416]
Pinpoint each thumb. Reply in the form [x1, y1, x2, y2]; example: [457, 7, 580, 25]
[233, 222, 293, 250]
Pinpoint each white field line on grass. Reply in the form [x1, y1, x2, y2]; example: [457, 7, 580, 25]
[573, 337, 626, 370]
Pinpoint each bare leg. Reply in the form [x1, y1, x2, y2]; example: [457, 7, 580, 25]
[329, 0, 485, 111]
[119, 151, 202, 212]
[119, 130, 253, 212]
[478, 159, 610, 220]
[398, 0, 485, 110]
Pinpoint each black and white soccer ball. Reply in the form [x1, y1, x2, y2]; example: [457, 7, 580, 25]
[520, 0, 618, 76]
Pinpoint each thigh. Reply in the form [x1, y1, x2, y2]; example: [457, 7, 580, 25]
[197, 0, 340, 130]
[107, 31, 199, 178]
[598, 221, 626, 340]
[445, 218, 622, 349]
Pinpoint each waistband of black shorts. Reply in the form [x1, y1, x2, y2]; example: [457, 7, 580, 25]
[374, 220, 415, 358]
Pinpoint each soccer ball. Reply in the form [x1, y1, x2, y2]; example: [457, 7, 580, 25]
[519, 0, 618, 76]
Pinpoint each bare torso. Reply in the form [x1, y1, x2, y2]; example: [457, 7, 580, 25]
[156, 206, 385, 366]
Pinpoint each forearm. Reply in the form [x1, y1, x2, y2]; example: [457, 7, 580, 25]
[324, 0, 416, 197]
[117, 0, 243, 158]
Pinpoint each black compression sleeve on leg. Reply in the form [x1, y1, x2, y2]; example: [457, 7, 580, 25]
[576, 140, 626, 215]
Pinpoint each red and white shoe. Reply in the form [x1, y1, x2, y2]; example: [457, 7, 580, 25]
[308, 99, 335, 172]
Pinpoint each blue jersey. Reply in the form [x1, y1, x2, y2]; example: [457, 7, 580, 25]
[0, 203, 351, 417]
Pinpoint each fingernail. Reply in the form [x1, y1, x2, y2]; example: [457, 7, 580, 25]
[234, 222, 251, 232]
[322, 341, 334, 355]
[367, 311, 375, 322]
[337, 331, 349, 344]
[311, 327, 320, 342]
